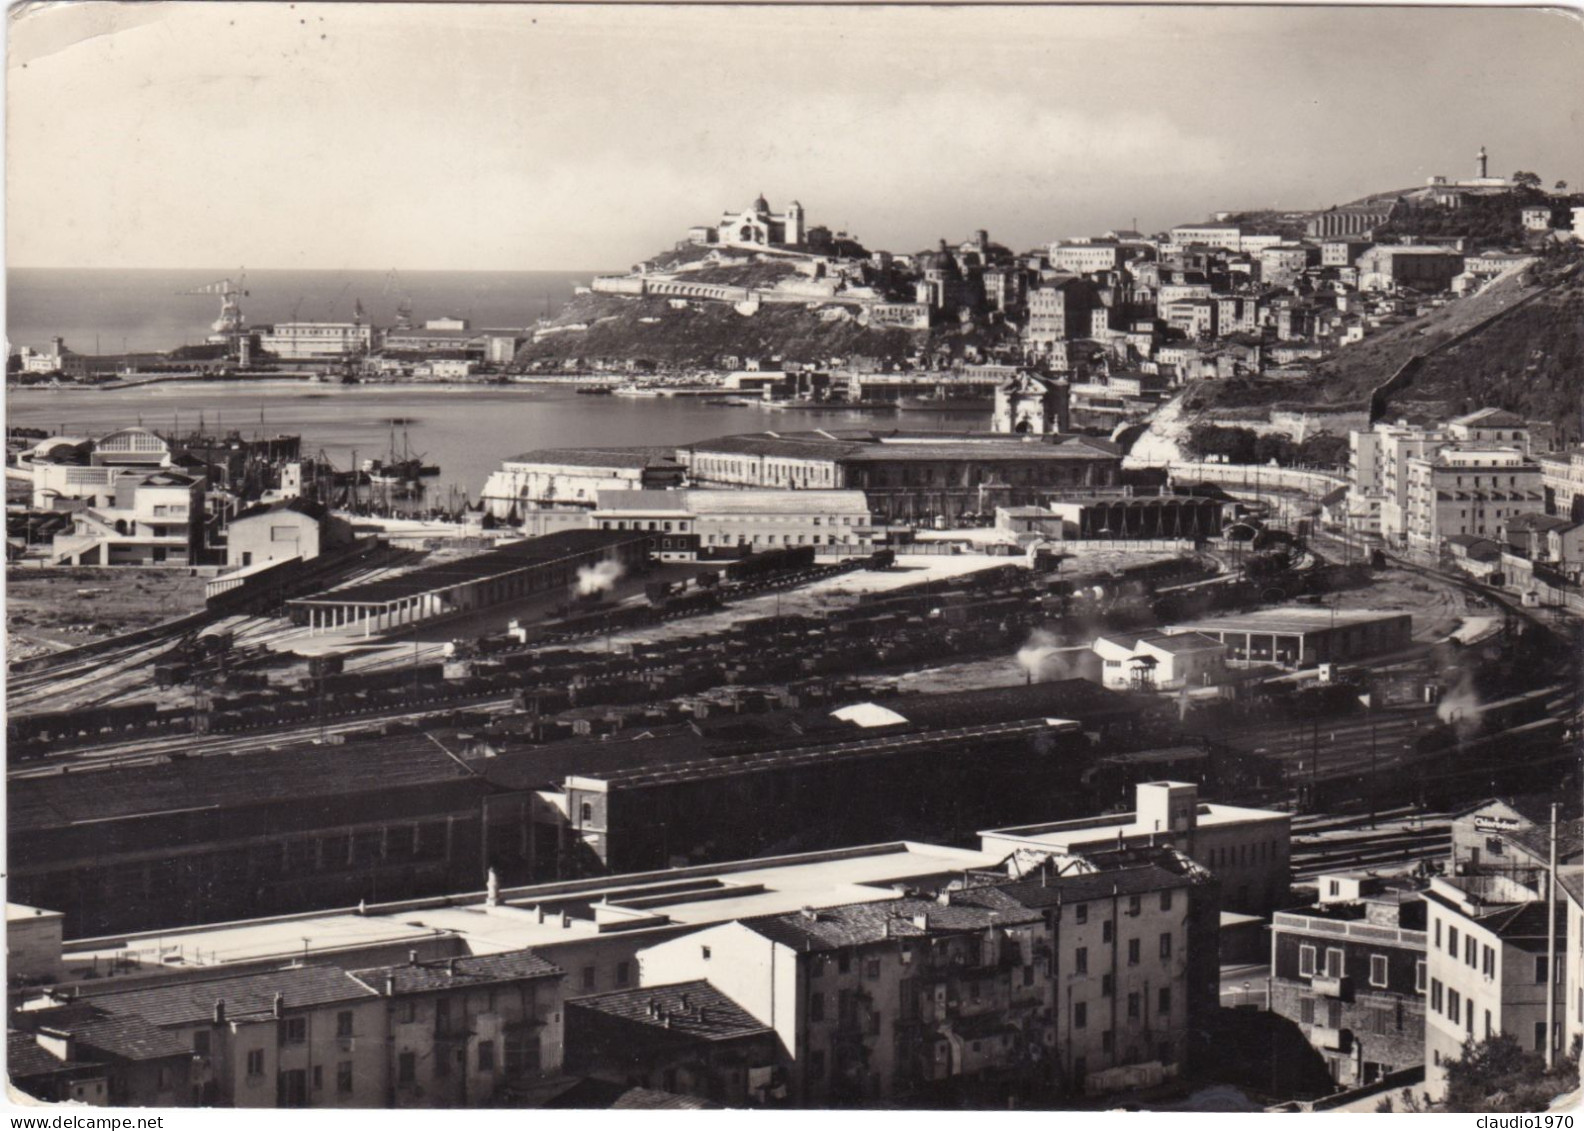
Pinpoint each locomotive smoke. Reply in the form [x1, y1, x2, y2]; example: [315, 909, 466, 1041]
[576, 560, 624, 596]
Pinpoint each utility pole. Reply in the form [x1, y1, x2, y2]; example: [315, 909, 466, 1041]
[1545, 801, 1559, 1070]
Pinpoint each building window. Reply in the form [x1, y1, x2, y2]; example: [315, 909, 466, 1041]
[1075, 1002, 1087, 1029]
[478, 1041, 496, 1071]
[1483, 945, 1495, 978]
[1416, 961, 1427, 993]
[1435, 920, 1442, 949]
[1466, 937, 1478, 968]
[336, 1061, 353, 1094]
[1102, 1029, 1114, 1054]
[1128, 895, 1142, 917]
[247, 1049, 265, 1077]
[1431, 979, 1443, 1013]
[616, 961, 631, 987]
[1448, 988, 1461, 1021]
[1075, 947, 1088, 975]
[1127, 992, 1141, 1020]
[1075, 903, 1088, 925]
[1370, 955, 1388, 988]
[401, 1000, 417, 1024]
[1299, 945, 1316, 977]
[1102, 974, 1114, 997]
[1299, 997, 1315, 1025]
[1536, 956, 1551, 984]
[1448, 926, 1459, 956]
[866, 959, 881, 980]
[1324, 948, 1344, 978]
[1160, 890, 1173, 912]
[284, 1018, 307, 1044]
[810, 993, 824, 1022]
[1127, 938, 1140, 965]
[1159, 987, 1171, 1014]
[194, 1030, 211, 1056]
[581, 966, 596, 991]
[336, 1011, 353, 1038]
[1486, 1010, 1494, 1039]
[1103, 921, 1113, 943]
[702, 946, 712, 961]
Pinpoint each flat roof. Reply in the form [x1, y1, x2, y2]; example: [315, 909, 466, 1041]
[981, 799, 1289, 850]
[64, 841, 1000, 971]
[291, 528, 644, 606]
[1164, 608, 1411, 636]
[595, 488, 870, 515]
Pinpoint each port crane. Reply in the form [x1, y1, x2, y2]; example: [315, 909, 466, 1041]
[176, 272, 248, 357]
[383, 268, 414, 330]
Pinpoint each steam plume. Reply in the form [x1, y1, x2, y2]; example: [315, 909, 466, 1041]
[576, 560, 623, 596]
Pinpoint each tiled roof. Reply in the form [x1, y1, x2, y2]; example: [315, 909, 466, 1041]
[7, 1031, 77, 1080]
[231, 497, 329, 524]
[566, 980, 768, 1042]
[83, 965, 377, 1027]
[504, 447, 681, 470]
[1505, 513, 1576, 533]
[741, 896, 1040, 952]
[1508, 818, 1584, 866]
[350, 950, 560, 995]
[545, 1079, 719, 1109]
[26, 1003, 192, 1062]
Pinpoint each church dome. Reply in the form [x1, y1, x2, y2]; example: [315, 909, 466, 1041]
[753, 193, 771, 214]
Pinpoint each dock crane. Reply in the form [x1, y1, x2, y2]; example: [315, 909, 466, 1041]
[383, 268, 414, 331]
[176, 272, 248, 357]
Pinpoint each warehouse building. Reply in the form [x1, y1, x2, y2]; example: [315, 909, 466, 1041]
[590, 488, 876, 561]
[679, 429, 1122, 523]
[287, 528, 650, 636]
[1161, 609, 1414, 669]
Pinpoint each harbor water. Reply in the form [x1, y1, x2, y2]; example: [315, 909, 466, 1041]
[5, 384, 974, 506]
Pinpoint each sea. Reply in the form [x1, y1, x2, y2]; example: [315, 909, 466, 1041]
[5, 267, 601, 355]
[4, 268, 980, 503]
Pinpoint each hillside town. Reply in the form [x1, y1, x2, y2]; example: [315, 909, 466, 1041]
[7, 147, 1584, 1116]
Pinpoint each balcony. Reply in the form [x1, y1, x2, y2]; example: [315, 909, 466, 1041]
[1310, 974, 1351, 1000]
[1310, 1026, 1352, 1053]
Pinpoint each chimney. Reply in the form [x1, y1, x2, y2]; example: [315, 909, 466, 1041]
[800, 906, 818, 921]
[561, 912, 571, 929]
[663, 1015, 673, 1029]
[912, 911, 930, 931]
[486, 868, 501, 907]
[272, 993, 284, 1019]
[447, 958, 458, 976]
[680, 992, 691, 1012]
[647, 998, 658, 1017]
[384, 974, 396, 997]
[409, 949, 419, 966]
[213, 999, 226, 1025]
[536, 906, 546, 924]
[698, 1006, 709, 1024]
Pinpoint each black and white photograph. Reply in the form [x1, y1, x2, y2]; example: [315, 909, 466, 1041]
[4, 0, 1583, 1116]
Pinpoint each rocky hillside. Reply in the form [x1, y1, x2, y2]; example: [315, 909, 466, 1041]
[515, 291, 1019, 370]
[1197, 244, 1584, 440]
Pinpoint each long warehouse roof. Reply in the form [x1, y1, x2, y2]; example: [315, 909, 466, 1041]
[291, 528, 645, 606]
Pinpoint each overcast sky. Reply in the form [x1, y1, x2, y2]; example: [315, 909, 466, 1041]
[8, 3, 1583, 271]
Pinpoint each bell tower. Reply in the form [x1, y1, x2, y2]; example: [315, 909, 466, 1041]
[1476, 145, 1488, 180]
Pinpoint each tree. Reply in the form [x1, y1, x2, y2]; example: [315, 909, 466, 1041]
[1556, 180, 1569, 193]
[1512, 171, 1544, 191]
[1442, 1033, 1580, 1113]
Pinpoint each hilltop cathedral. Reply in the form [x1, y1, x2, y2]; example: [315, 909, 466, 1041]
[688, 194, 808, 251]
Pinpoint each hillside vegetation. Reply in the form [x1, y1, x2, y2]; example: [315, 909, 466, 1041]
[517, 292, 929, 367]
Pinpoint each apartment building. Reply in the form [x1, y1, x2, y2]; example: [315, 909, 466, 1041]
[348, 950, 565, 1107]
[59, 965, 389, 1108]
[635, 844, 1217, 1104]
[1269, 874, 1428, 1089]
[1423, 875, 1568, 1100]
[1402, 446, 1543, 552]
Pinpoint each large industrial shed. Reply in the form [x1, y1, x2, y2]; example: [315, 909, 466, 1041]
[287, 528, 650, 636]
[1163, 608, 1413, 669]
